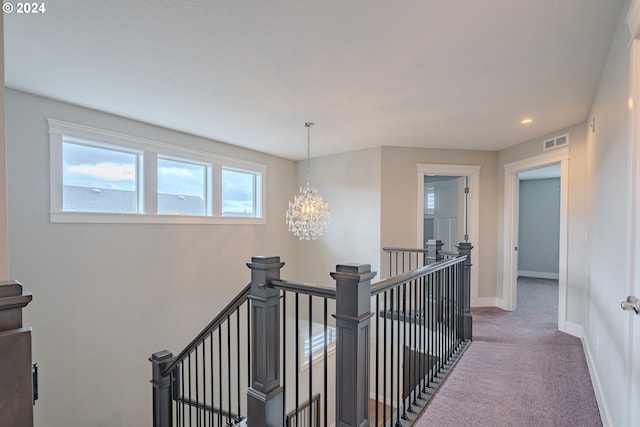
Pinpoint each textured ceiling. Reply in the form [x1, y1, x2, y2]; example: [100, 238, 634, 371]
[4, 0, 625, 160]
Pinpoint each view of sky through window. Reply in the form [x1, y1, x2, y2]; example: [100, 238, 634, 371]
[222, 169, 255, 216]
[157, 158, 205, 198]
[63, 142, 137, 190]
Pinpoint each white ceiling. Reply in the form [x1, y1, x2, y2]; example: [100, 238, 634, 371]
[4, 0, 625, 161]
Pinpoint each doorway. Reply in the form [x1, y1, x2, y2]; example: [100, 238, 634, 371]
[517, 165, 561, 281]
[502, 148, 569, 331]
[417, 163, 480, 306]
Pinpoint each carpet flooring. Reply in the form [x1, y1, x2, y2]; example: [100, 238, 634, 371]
[414, 277, 602, 426]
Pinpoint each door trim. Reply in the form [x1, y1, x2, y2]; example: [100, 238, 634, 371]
[417, 163, 481, 306]
[502, 147, 569, 332]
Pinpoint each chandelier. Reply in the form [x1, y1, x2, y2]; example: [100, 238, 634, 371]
[286, 122, 330, 240]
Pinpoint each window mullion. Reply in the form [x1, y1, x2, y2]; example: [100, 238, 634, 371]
[207, 165, 213, 216]
[144, 151, 158, 214]
[212, 164, 222, 217]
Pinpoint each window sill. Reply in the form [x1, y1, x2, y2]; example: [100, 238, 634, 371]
[50, 211, 266, 225]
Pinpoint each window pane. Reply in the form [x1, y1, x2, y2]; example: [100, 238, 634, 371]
[222, 169, 257, 217]
[157, 158, 206, 216]
[62, 142, 138, 213]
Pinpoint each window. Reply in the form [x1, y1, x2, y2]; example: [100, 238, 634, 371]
[158, 158, 208, 216]
[49, 119, 266, 224]
[62, 140, 141, 213]
[222, 168, 262, 217]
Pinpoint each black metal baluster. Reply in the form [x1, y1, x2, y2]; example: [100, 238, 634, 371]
[308, 295, 313, 427]
[247, 300, 251, 391]
[181, 362, 186, 427]
[218, 327, 222, 426]
[227, 316, 231, 426]
[383, 289, 388, 425]
[420, 276, 425, 397]
[375, 293, 380, 427]
[295, 293, 299, 425]
[395, 251, 399, 276]
[427, 273, 438, 387]
[196, 346, 200, 427]
[390, 288, 396, 426]
[204, 339, 209, 427]
[209, 331, 214, 427]
[323, 298, 328, 427]
[282, 293, 287, 424]
[236, 307, 241, 423]
[187, 354, 192, 427]
[396, 286, 402, 426]
[450, 265, 455, 354]
[411, 279, 418, 408]
[438, 270, 443, 373]
[401, 283, 408, 421]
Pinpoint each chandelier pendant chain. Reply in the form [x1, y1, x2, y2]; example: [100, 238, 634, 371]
[305, 122, 313, 186]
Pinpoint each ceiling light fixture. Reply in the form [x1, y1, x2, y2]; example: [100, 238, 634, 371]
[520, 118, 533, 125]
[286, 122, 330, 240]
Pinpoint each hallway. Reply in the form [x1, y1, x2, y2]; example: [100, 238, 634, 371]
[414, 277, 601, 426]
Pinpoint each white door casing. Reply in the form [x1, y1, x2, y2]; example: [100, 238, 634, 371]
[502, 147, 569, 330]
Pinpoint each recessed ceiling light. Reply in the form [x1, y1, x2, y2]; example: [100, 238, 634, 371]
[520, 118, 533, 125]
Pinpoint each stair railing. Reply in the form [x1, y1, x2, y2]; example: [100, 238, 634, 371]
[152, 241, 473, 427]
[151, 283, 252, 427]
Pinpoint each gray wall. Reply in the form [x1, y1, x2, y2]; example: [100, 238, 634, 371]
[498, 121, 588, 323]
[518, 178, 560, 278]
[293, 147, 382, 285]
[583, 2, 633, 424]
[380, 146, 498, 300]
[6, 89, 299, 426]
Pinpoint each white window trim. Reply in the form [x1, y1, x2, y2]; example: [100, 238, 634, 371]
[48, 118, 267, 224]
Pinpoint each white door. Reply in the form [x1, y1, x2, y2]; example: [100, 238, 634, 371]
[425, 177, 465, 252]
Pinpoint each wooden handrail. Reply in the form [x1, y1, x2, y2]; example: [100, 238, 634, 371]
[270, 279, 337, 299]
[371, 256, 466, 296]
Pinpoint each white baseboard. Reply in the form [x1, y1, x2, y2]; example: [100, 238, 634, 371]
[518, 270, 559, 280]
[562, 320, 582, 338]
[495, 297, 509, 310]
[473, 297, 498, 307]
[567, 322, 612, 427]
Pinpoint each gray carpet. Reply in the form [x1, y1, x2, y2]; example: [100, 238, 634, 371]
[415, 277, 601, 426]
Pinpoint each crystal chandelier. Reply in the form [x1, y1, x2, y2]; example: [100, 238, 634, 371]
[286, 122, 330, 240]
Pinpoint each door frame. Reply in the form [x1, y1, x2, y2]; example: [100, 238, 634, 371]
[417, 163, 481, 306]
[625, 21, 640, 425]
[502, 147, 569, 331]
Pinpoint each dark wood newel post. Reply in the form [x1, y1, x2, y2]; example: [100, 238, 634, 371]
[246, 256, 285, 427]
[0, 280, 34, 427]
[426, 239, 444, 263]
[150, 350, 173, 427]
[456, 242, 473, 340]
[331, 264, 377, 427]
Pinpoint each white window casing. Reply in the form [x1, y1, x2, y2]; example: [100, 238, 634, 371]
[48, 118, 267, 225]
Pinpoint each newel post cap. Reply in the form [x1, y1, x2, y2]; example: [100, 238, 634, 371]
[330, 264, 377, 283]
